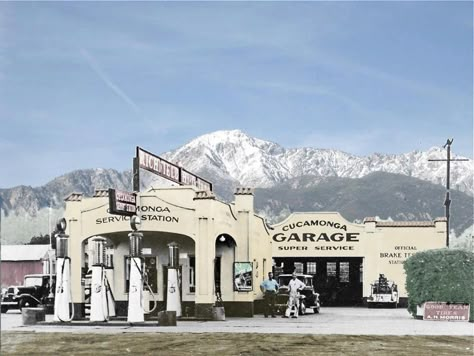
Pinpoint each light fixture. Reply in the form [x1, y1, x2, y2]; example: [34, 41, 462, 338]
[219, 235, 226, 242]
[56, 218, 67, 233]
[130, 215, 141, 231]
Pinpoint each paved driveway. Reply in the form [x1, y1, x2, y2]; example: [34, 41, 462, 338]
[2, 307, 473, 335]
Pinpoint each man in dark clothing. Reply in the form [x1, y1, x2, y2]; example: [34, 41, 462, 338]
[260, 272, 279, 318]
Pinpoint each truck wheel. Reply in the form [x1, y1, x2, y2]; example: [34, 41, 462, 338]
[313, 307, 320, 314]
[1, 306, 8, 313]
[19, 299, 32, 310]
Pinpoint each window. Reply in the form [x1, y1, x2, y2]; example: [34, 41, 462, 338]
[306, 262, 317, 274]
[273, 260, 284, 276]
[327, 262, 337, 278]
[277, 275, 292, 287]
[294, 262, 304, 274]
[125, 256, 154, 293]
[189, 256, 195, 293]
[106, 253, 114, 268]
[339, 262, 349, 283]
[144, 256, 158, 293]
[24, 277, 43, 287]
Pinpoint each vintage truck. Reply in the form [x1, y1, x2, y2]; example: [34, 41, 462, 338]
[367, 274, 399, 308]
[1, 274, 55, 313]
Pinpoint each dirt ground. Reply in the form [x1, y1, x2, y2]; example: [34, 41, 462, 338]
[1, 332, 473, 355]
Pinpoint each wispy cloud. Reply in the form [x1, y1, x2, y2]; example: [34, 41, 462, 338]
[80, 48, 142, 114]
[243, 80, 369, 115]
[79, 48, 188, 138]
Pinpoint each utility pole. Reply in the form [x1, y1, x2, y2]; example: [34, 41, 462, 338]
[428, 139, 469, 247]
[48, 201, 54, 298]
[0, 195, 2, 244]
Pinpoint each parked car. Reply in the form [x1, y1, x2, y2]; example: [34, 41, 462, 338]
[275, 273, 321, 315]
[1, 274, 55, 313]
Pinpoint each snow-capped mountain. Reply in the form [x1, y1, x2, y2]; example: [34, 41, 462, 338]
[163, 130, 473, 194]
[1, 129, 472, 245]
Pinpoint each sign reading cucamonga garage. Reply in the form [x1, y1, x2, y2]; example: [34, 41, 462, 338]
[108, 189, 137, 216]
[136, 146, 212, 191]
[271, 212, 364, 255]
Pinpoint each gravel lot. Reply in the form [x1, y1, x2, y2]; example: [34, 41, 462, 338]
[2, 307, 473, 335]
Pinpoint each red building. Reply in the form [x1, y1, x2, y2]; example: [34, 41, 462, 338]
[1, 245, 53, 288]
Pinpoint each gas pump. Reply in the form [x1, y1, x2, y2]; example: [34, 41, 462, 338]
[89, 236, 110, 321]
[54, 218, 74, 322]
[166, 242, 181, 317]
[105, 246, 116, 318]
[127, 216, 144, 323]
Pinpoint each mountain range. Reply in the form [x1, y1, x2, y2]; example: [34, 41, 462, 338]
[1, 130, 472, 244]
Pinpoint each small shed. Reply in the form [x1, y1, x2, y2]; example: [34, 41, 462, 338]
[1, 245, 54, 288]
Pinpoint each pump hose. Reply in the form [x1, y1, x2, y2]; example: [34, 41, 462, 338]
[104, 271, 116, 320]
[100, 267, 109, 322]
[57, 257, 75, 322]
[131, 258, 159, 314]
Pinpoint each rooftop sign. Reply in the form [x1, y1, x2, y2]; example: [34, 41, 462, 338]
[135, 147, 212, 192]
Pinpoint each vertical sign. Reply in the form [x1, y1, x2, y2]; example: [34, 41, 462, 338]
[133, 152, 140, 192]
[108, 189, 137, 216]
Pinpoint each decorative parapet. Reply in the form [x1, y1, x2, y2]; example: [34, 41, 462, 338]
[93, 189, 109, 198]
[194, 190, 216, 200]
[234, 187, 254, 195]
[363, 217, 377, 233]
[434, 217, 447, 232]
[363, 216, 438, 228]
[234, 187, 254, 213]
[375, 221, 435, 228]
[64, 192, 83, 202]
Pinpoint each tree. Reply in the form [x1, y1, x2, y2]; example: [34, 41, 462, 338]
[27, 234, 51, 245]
[404, 248, 474, 321]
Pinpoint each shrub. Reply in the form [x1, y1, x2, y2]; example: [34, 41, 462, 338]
[404, 248, 474, 321]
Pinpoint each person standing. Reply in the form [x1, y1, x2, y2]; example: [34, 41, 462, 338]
[260, 272, 279, 318]
[287, 273, 306, 318]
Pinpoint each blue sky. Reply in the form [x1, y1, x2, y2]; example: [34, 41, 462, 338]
[0, 1, 472, 188]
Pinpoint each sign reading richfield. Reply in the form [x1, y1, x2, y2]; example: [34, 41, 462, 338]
[108, 189, 137, 216]
[137, 147, 212, 191]
[423, 302, 470, 322]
